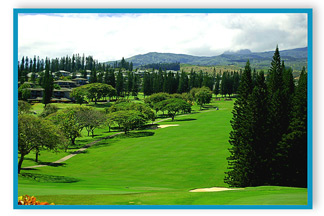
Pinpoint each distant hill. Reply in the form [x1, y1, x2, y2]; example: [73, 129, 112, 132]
[107, 47, 307, 71]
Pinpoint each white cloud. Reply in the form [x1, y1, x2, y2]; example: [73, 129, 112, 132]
[18, 13, 307, 62]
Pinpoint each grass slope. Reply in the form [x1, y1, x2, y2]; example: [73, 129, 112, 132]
[18, 99, 307, 205]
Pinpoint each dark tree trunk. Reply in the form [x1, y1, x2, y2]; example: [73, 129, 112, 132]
[71, 137, 76, 145]
[35, 150, 39, 163]
[18, 154, 25, 174]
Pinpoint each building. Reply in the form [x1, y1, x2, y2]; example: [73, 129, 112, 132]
[72, 78, 88, 86]
[26, 88, 44, 102]
[54, 80, 77, 88]
[55, 70, 71, 77]
[52, 88, 73, 102]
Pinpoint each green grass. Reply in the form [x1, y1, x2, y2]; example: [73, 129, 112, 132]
[18, 98, 308, 206]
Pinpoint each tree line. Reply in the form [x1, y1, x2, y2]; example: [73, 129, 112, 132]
[142, 67, 242, 97]
[19, 53, 249, 106]
[225, 46, 307, 188]
[140, 62, 180, 71]
[18, 54, 135, 84]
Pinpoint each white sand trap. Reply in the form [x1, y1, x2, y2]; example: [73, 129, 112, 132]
[189, 187, 243, 192]
[158, 124, 179, 128]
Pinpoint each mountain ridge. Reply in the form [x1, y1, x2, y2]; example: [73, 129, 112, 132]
[107, 47, 307, 71]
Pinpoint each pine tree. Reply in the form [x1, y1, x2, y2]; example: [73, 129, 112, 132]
[277, 67, 307, 187]
[19, 57, 25, 83]
[25, 56, 29, 74]
[213, 73, 221, 97]
[104, 70, 109, 85]
[143, 72, 150, 97]
[178, 70, 188, 93]
[126, 71, 133, 97]
[97, 72, 103, 83]
[266, 46, 292, 185]
[162, 70, 168, 93]
[89, 64, 97, 83]
[36, 56, 41, 72]
[152, 71, 159, 93]
[245, 71, 270, 186]
[116, 69, 124, 97]
[72, 54, 76, 72]
[198, 71, 203, 88]
[225, 60, 253, 187]
[221, 72, 228, 97]
[42, 58, 53, 106]
[108, 70, 116, 88]
[32, 56, 37, 73]
[132, 74, 139, 98]
[129, 62, 133, 72]
[233, 71, 240, 94]
[157, 67, 164, 92]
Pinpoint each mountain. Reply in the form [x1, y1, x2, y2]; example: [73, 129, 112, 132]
[223, 49, 252, 55]
[107, 47, 307, 71]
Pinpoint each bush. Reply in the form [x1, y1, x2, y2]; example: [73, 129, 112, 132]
[40, 104, 59, 118]
[18, 100, 32, 114]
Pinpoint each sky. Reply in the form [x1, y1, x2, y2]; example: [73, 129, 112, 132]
[18, 13, 308, 62]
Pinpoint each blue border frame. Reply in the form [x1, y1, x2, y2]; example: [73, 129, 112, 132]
[13, 8, 313, 210]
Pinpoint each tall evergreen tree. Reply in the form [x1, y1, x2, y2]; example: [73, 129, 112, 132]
[132, 74, 139, 98]
[178, 70, 188, 93]
[42, 58, 53, 107]
[225, 60, 253, 187]
[244, 71, 270, 186]
[25, 56, 29, 74]
[162, 70, 168, 93]
[157, 67, 164, 93]
[266, 46, 292, 185]
[126, 71, 134, 97]
[32, 56, 37, 73]
[152, 71, 159, 93]
[97, 72, 104, 83]
[116, 69, 124, 97]
[89, 64, 97, 83]
[36, 56, 41, 72]
[213, 73, 221, 97]
[107, 70, 116, 88]
[277, 67, 307, 187]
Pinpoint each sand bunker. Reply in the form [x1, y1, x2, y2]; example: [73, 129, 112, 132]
[189, 187, 243, 192]
[158, 124, 180, 128]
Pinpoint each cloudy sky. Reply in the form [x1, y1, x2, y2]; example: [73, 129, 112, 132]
[18, 13, 308, 62]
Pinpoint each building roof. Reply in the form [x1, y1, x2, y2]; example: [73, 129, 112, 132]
[27, 88, 44, 91]
[54, 88, 72, 92]
[72, 78, 88, 81]
[51, 98, 72, 102]
[54, 80, 76, 83]
[56, 70, 71, 73]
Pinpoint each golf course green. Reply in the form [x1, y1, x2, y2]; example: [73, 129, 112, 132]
[18, 99, 308, 205]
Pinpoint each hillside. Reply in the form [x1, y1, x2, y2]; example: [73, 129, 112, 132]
[108, 47, 307, 71]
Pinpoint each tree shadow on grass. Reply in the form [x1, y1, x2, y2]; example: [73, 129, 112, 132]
[23, 158, 67, 167]
[199, 105, 218, 111]
[113, 131, 155, 140]
[174, 118, 197, 122]
[126, 131, 155, 138]
[67, 143, 87, 150]
[20, 173, 80, 183]
[86, 102, 111, 109]
[71, 149, 89, 155]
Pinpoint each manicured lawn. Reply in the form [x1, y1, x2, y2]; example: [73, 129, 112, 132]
[18, 98, 308, 206]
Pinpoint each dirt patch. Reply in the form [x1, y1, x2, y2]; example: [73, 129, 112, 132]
[158, 124, 180, 128]
[189, 187, 243, 192]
